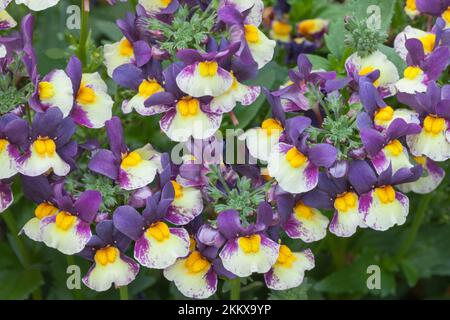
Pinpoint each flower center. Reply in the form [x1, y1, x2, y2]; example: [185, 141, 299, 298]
[443, 7, 450, 23]
[238, 234, 261, 254]
[184, 251, 210, 274]
[138, 79, 163, 98]
[189, 237, 197, 252]
[38, 81, 55, 100]
[0, 139, 7, 152]
[34, 203, 58, 220]
[171, 180, 184, 199]
[119, 38, 133, 57]
[121, 151, 143, 169]
[161, 0, 172, 7]
[285, 147, 307, 168]
[33, 137, 56, 157]
[374, 185, 396, 204]
[419, 34, 436, 54]
[244, 25, 260, 43]
[423, 115, 445, 135]
[294, 201, 314, 220]
[261, 118, 283, 136]
[55, 211, 76, 231]
[385, 139, 404, 157]
[403, 66, 423, 80]
[77, 83, 96, 105]
[177, 97, 200, 117]
[146, 221, 170, 242]
[358, 66, 380, 87]
[276, 244, 297, 268]
[198, 61, 218, 77]
[298, 19, 317, 35]
[94, 246, 118, 266]
[413, 156, 426, 166]
[272, 21, 292, 36]
[333, 192, 358, 213]
[374, 106, 394, 123]
[406, 0, 416, 10]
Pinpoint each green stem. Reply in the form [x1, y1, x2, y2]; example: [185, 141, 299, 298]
[229, 278, 241, 300]
[119, 286, 129, 300]
[78, 0, 90, 68]
[395, 193, 432, 263]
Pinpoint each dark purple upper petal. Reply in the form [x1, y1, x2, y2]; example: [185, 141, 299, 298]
[307, 143, 338, 168]
[105, 117, 127, 158]
[112, 63, 145, 90]
[348, 160, 377, 194]
[360, 128, 385, 156]
[88, 149, 119, 180]
[217, 209, 243, 239]
[113, 205, 145, 241]
[75, 190, 102, 224]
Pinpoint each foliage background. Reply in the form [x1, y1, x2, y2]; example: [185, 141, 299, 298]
[0, 0, 449, 300]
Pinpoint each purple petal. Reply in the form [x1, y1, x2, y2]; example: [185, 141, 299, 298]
[112, 205, 145, 241]
[88, 149, 119, 180]
[307, 143, 337, 168]
[75, 190, 102, 224]
[217, 210, 243, 239]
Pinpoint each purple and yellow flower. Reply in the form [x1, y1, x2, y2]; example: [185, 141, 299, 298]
[138, 0, 179, 15]
[297, 18, 328, 40]
[113, 183, 190, 269]
[219, 5, 276, 69]
[241, 89, 285, 161]
[16, 108, 77, 177]
[396, 38, 449, 94]
[277, 192, 329, 242]
[348, 161, 422, 231]
[145, 63, 222, 142]
[175, 48, 236, 98]
[405, 0, 420, 19]
[80, 220, 140, 292]
[89, 117, 160, 190]
[394, 26, 437, 60]
[398, 81, 450, 161]
[267, 116, 337, 194]
[398, 156, 445, 193]
[264, 245, 314, 290]
[113, 62, 165, 116]
[345, 50, 399, 98]
[219, 0, 264, 26]
[416, 0, 450, 16]
[218, 203, 280, 277]
[270, 20, 292, 42]
[359, 117, 421, 174]
[359, 78, 419, 129]
[0, 114, 28, 179]
[39, 189, 101, 255]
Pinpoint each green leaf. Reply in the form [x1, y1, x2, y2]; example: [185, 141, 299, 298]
[401, 260, 419, 287]
[306, 54, 331, 70]
[0, 268, 43, 299]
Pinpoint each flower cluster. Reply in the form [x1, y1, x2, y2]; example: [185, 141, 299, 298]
[0, 0, 449, 300]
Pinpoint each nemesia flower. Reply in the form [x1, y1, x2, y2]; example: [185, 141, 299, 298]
[398, 156, 445, 194]
[145, 63, 222, 142]
[219, 0, 264, 26]
[0, 113, 28, 179]
[264, 245, 314, 290]
[394, 26, 437, 60]
[80, 220, 140, 292]
[218, 203, 280, 277]
[88, 117, 160, 190]
[398, 81, 450, 161]
[0, 180, 13, 213]
[39, 189, 101, 255]
[404, 0, 419, 19]
[270, 20, 292, 42]
[0, 9, 16, 29]
[241, 89, 285, 162]
[276, 191, 329, 242]
[138, 0, 179, 15]
[358, 116, 421, 174]
[345, 50, 399, 98]
[175, 47, 236, 98]
[113, 61, 165, 116]
[348, 161, 422, 231]
[359, 78, 419, 129]
[16, 108, 77, 177]
[20, 175, 61, 241]
[219, 5, 276, 69]
[396, 38, 449, 94]
[30, 56, 114, 128]
[113, 183, 190, 269]
[267, 116, 338, 194]
[297, 18, 328, 40]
